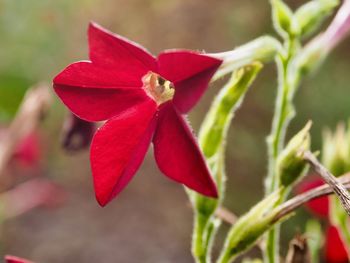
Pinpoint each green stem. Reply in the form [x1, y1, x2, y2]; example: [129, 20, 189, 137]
[192, 213, 211, 263]
[265, 37, 299, 263]
[190, 64, 262, 263]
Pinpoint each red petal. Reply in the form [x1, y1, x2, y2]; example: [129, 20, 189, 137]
[91, 100, 158, 206]
[152, 103, 218, 197]
[5, 256, 33, 263]
[157, 50, 222, 113]
[296, 177, 329, 218]
[54, 61, 149, 121]
[89, 22, 157, 76]
[325, 226, 349, 262]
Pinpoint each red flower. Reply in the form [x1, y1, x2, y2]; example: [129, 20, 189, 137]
[5, 255, 33, 263]
[296, 177, 329, 218]
[13, 132, 41, 167]
[0, 128, 41, 168]
[53, 22, 222, 206]
[325, 225, 349, 263]
[297, 178, 349, 262]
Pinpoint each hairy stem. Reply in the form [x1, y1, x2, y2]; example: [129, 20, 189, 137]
[265, 36, 299, 263]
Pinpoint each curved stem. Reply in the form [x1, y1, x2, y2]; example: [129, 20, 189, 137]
[265, 36, 300, 263]
[210, 36, 281, 81]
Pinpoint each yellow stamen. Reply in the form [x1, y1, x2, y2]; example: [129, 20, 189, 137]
[142, 72, 175, 105]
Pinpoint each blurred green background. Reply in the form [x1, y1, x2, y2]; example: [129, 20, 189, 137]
[0, 0, 349, 262]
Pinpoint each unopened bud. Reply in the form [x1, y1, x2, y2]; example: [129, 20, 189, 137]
[271, 0, 296, 37]
[294, 0, 340, 38]
[322, 123, 349, 176]
[61, 113, 96, 152]
[296, 0, 350, 75]
[294, 37, 327, 76]
[277, 122, 312, 187]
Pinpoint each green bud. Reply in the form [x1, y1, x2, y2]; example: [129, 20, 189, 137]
[277, 121, 312, 187]
[217, 190, 284, 263]
[322, 123, 349, 177]
[271, 0, 295, 37]
[294, 0, 340, 38]
[294, 38, 327, 76]
[200, 63, 263, 159]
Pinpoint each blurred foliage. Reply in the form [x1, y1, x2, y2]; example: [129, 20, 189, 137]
[0, 0, 91, 120]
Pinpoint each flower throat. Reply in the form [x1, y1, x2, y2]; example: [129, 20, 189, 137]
[142, 72, 175, 105]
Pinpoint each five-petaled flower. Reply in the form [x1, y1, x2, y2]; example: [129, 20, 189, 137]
[53, 22, 222, 206]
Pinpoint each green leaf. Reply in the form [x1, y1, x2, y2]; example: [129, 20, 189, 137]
[277, 121, 311, 187]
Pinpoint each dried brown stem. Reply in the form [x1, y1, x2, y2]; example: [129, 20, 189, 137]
[0, 83, 51, 176]
[216, 173, 350, 225]
[274, 174, 350, 221]
[302, 150, 350, 216]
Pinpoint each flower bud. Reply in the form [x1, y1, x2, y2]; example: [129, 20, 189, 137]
[296, 0, 350, 75]
[294, 37, 327, 76]
[322, 123, 349, 176]
[200, 63, 263, 158]
[294, 0, 340, 38]
[277, 122, 311, 187]
[271, 0, 295, 37]
[61, 113, 96, 152]
[217, 190, 284, 262]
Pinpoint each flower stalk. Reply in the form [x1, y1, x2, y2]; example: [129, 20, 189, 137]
[190, 63, 262, 263]
[211, 36, 281, 81]
[263, 0, 348, 261]
[265, 9, 301, 262]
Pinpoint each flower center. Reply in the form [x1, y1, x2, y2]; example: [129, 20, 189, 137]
[142, 72, 175, 105]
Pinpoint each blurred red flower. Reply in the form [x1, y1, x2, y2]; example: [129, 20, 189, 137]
[0, 128, 41, 169]
[325, 225, 349, 263]
[296, 177, 349, 262]
[13, 132, 41, 167]
[1, 178, 67, 219]
[53, 22, 222, 206]
[5, 255, 33, 263]
[296, 177, 329, 218]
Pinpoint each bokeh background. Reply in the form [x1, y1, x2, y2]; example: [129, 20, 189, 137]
[0, 0, 349, 262]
